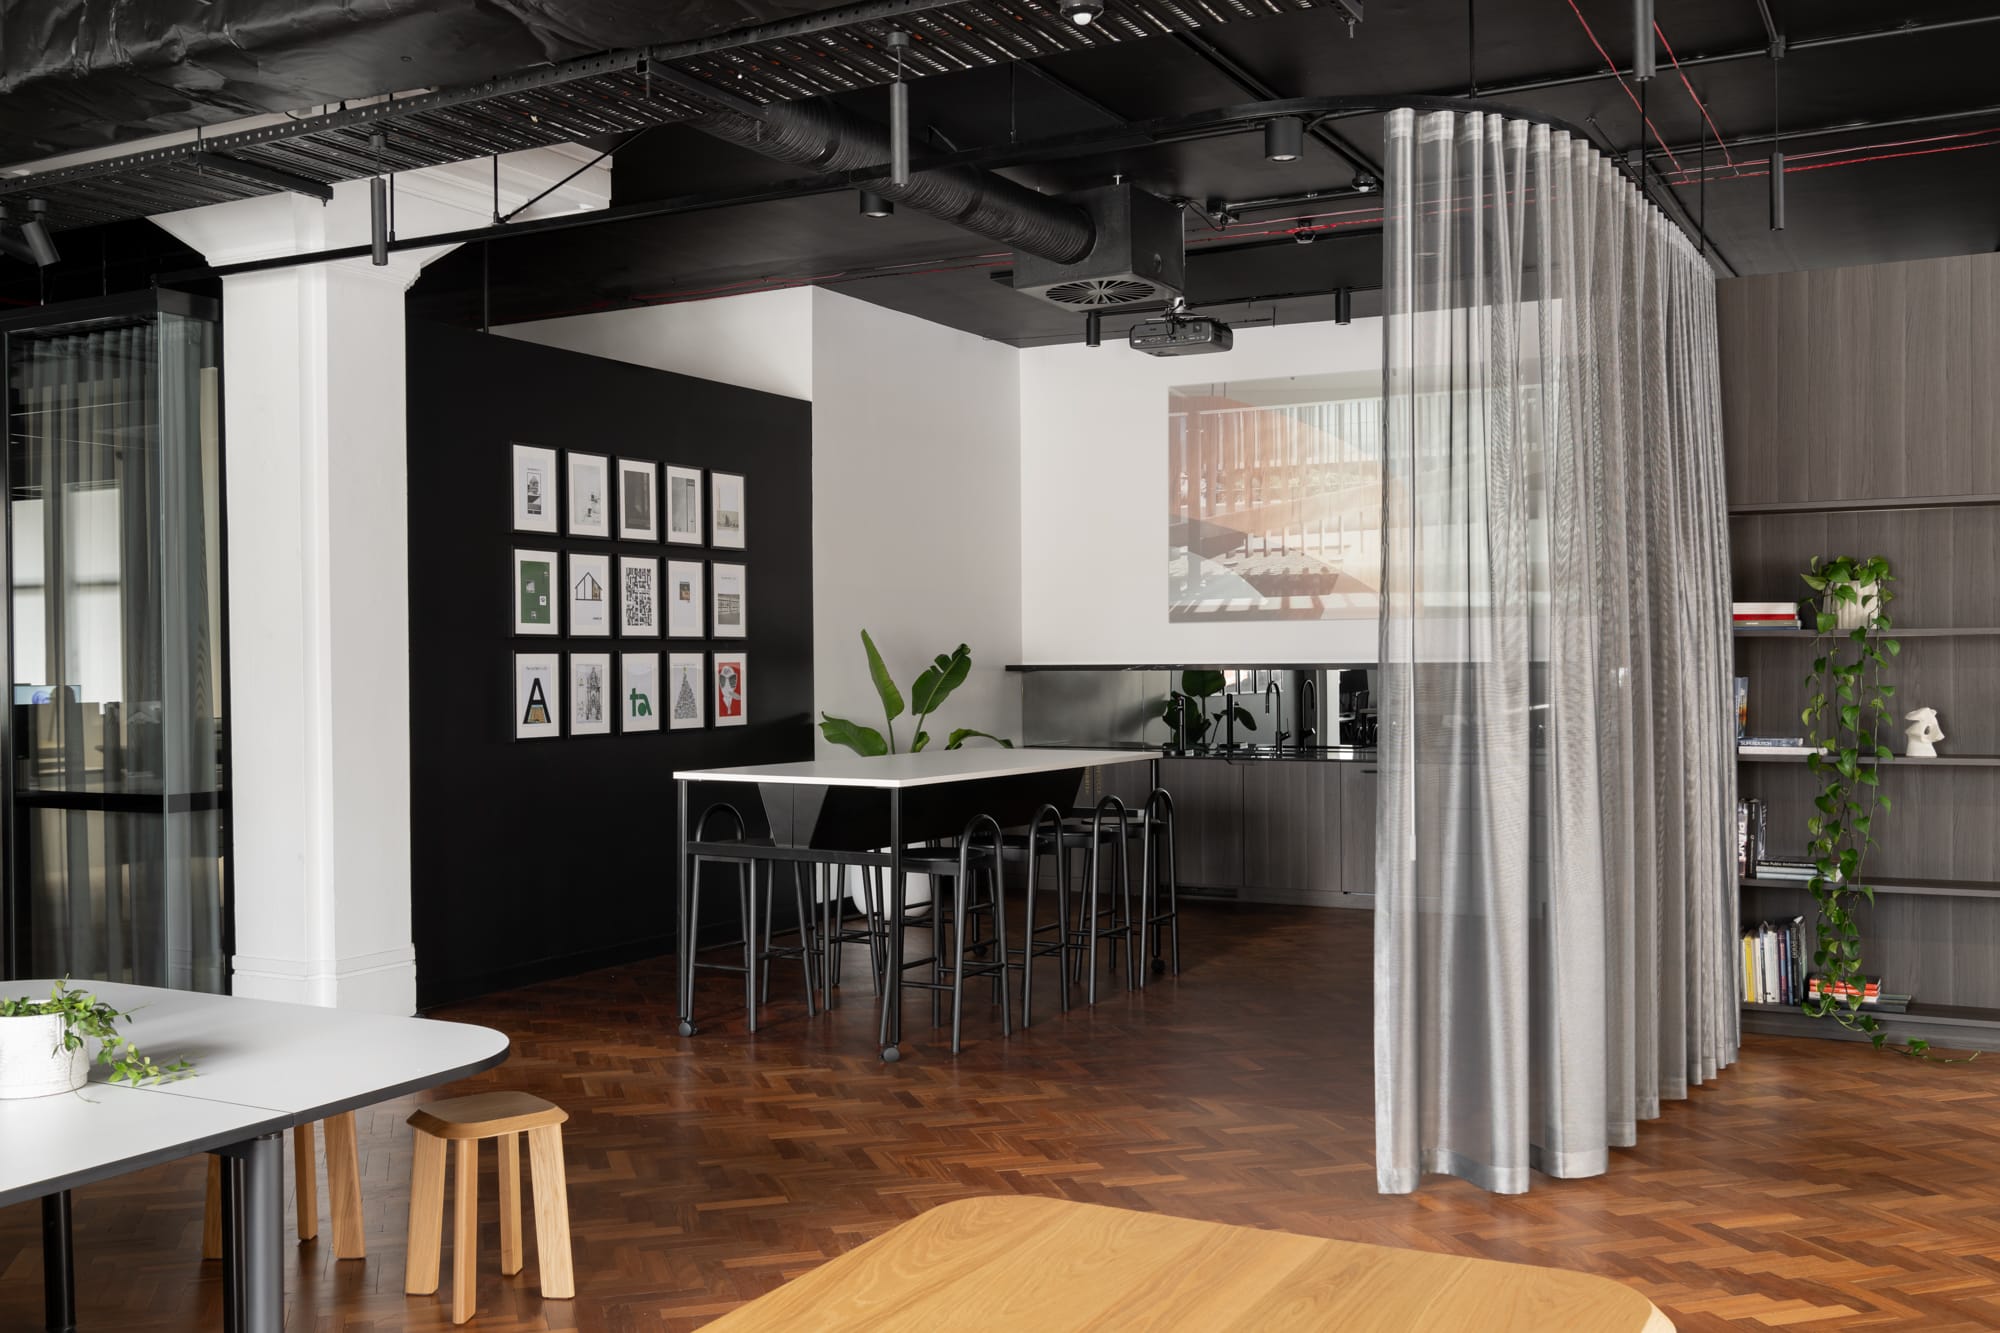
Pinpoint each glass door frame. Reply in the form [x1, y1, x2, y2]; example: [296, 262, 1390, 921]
[0, 286, 234, 986]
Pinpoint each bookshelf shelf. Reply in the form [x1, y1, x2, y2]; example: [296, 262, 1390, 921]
[1734, 627, 2000, 638]
[1741, 875, 2000, 900]
[1738, 752, 2000, 767]
[1742, 1000, 2000, 1030]
[1728, 493, 2000, 516]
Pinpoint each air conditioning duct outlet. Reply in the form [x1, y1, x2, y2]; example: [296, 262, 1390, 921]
[1012, 184, 1183, 308]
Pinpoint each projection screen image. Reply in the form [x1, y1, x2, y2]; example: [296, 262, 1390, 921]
[1167, 370, 1381, 622]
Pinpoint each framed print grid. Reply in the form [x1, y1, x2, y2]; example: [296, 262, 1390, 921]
[665, 559, 705, 639]
[513, 548, 560, 636]
[569, 652, 612, 735]
[712, 651, 747, 727]
[619, 555, 660, 637]
[512, 443, 559, 534]
[710, 561, 747, 639]
[667, 652, 706, 729]
[710, 471, 745, 550]
[567, 551, 610, 637]
[665, 465, 704, 546]
[617, 457, 659, 541]
[515, 652, 561, 740]
[566, 450, 612, 538]
[622, 652, 661, 732]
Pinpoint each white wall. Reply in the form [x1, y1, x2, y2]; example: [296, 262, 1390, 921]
[499, 287, 1023, 751]
[810, 289, 1021, 752]
[502, 288, 814, 402]
[1018, 318, 1382, 666]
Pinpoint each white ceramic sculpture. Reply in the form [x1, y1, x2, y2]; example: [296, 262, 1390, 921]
[1904, 707, 1944, 758]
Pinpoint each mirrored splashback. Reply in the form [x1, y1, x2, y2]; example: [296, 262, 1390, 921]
[1016, 665, 1377, 753]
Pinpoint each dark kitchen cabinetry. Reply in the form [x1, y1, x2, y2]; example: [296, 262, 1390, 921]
[1339, 764, 1379, 903]
[1241, 761, 1342, 904]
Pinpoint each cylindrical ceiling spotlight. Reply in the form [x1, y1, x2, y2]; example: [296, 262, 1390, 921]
[1769, 149, 1786, 231]
[1334, 287, 1353, 326]
[1633, 0, 1656, 81]
[21, 199, 58, 268]
[1264, 116, 1304, 163]
[859, 190, 894, 218]
[1061, 0, 1105, 26]
[369, 130, 389, 266]
[887, 30, 911, 188]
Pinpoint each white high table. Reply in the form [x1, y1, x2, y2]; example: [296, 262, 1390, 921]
[673, 747, 1159, 1061]
[1, 980, 508, 1333]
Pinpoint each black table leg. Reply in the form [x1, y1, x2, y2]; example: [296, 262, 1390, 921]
[40, 1191, 74, 1333]
[676, 778, 695, 1036]
[881, 791, 904, 1061]
[218, 1150, 241, 1333]
[218, 1134, 283, 1333]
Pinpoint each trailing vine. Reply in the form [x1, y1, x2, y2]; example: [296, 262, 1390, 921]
[1, 978, 193, 1086]
[1797, 556, 1931, 1055]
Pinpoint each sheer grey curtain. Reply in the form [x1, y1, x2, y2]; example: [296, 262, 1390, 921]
[1374, 108, 1736, 1195]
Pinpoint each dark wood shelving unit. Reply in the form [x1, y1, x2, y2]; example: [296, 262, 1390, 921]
[1722, 257, 2000, 1051]
[1733, 626, 2000, 638]
[1729, 493, 2000, 516]
[1737, 751, 2000, 767]
[1741, 875, 2000, 901]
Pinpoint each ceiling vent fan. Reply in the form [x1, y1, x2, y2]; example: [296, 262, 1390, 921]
[1012, 184, 1184, 309]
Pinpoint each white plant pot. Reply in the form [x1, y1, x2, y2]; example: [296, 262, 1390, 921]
[1831, 583, 1880, 631]
[0, 1013, 91, 1099]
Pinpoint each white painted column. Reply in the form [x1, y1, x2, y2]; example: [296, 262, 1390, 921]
[155, 151, 607, 1011]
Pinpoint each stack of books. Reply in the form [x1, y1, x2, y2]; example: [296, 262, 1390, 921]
[1738, 736, 1819, 757]
[1735, 797, 1769, 876]
[1754, 857, 1837, 883]
[1734, 600, 1801, 630]
[1742, 917, 1806, 1004]
[1805, 976, 1912, 1013]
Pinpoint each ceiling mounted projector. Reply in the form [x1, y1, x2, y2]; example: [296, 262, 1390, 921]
[1130, 309, 1232, 356]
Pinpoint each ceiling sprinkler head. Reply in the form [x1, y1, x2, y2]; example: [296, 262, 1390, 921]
[1292, 226, 1320, 245]
[1062, 0, 1105, 26]
[1350, 173, 1380, 194]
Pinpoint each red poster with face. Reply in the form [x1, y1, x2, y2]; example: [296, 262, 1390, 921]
[714, 656, 746, 726]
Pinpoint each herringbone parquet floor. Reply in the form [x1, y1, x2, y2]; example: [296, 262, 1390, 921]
[5, 902, 2000, 1331]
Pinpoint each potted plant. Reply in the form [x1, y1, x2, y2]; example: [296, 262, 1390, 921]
[0, 978, 193, 1098]
[820, 631, 1012, 755]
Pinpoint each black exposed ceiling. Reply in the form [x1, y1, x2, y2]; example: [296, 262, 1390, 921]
[6, 0, 2000, 344]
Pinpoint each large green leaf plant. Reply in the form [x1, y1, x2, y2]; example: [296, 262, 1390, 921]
[819, 631, 1013, 755]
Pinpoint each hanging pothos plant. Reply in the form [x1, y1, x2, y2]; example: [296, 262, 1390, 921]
[1797, 555, 1931, 1056]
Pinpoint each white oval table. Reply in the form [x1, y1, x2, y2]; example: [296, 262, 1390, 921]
[1, 980, 508, 1332]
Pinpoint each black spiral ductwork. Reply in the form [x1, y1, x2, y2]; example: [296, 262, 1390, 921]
[694, 100, 1094, 264]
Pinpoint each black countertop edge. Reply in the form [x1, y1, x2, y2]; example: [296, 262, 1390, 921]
[1006, 663, 1377, 673]
[1028, 742, 1379, 763]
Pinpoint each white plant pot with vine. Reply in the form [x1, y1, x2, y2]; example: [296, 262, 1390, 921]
[1830, 582, 1880, 631]
[0, 1014, 90, 1099]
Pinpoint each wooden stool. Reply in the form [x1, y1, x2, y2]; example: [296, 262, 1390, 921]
[202, 1111, 364, 1259]
[404, 1091, 575, 1324]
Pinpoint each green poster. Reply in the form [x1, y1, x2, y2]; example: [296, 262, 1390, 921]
[519, 559, 553, 626]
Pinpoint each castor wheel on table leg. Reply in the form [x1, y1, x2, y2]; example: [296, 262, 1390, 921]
[880, 1045, 901, 1063]
[677, 1020, 697, 1037]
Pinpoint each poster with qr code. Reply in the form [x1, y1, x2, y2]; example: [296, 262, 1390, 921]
[619, 555, 659, 637]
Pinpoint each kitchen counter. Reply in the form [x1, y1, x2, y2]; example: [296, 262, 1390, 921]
[1037, 742, 1376, 763]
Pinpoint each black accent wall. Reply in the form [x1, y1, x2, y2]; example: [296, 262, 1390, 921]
[405, 321, 813, 1009]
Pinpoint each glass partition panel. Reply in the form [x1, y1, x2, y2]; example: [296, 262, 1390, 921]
[5, 304, 225, 990]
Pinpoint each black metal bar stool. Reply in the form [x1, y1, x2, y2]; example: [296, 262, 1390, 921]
[1135, 788, 1181, 979]
[997, 803, 1097, 1027]
[1066, 795, 1136, 1005]
[820, 863, 889, 1000]
[680, 803, 821, 1036]
[893, 814, 1011, 1053]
